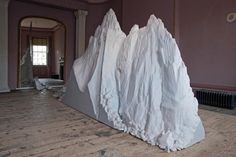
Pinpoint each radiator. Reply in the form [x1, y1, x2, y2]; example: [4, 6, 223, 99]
[194, 89, 236, 109]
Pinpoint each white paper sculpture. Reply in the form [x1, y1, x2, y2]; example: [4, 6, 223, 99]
[62, 9, 205, 151]
[21, 48, 33, 87]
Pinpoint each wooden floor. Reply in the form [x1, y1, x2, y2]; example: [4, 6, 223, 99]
[0, 90, 236, 157]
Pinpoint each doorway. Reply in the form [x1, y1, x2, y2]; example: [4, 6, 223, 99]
[18, 17, 66, 88]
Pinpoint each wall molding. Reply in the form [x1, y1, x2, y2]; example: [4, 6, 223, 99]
[74, 10, 88, 59]
[0, 0, 10, 93]
[191, 83, 236, 92]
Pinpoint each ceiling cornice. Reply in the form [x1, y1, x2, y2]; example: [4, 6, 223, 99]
[77, 0, 110, 5]
[15, 0, 87, 11]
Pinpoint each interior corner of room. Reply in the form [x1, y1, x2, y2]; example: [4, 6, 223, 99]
[0, 0, 236, 156]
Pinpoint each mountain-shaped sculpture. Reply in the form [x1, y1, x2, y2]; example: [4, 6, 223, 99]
[62, 9, 205, 152]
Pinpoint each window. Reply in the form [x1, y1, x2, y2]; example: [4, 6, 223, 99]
[32, 38, 48, 65]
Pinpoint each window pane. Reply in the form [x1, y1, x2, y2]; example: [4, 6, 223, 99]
[39, 46, 43, 51]
[33, 45, 37, 51]
[32, 45, 47, 65]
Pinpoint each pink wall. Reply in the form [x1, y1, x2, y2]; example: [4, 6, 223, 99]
[20, 29, 53, 78]
[8, 0, 112, 89]
[26, 0, 87, 10]
[121, 0, 236, 90]
[9, 0, 236, 90]
[20, 29, 53, 58]
[85, 3, 110, 46]
[85, 1, 123, 46]
[8, 0, 75, 89]
[178, 0, 236, 89]
[122, 0, 174, 35]
[109, 0, 122, 25]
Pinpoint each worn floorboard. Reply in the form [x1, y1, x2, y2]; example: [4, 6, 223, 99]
[0, 90, 236, 157]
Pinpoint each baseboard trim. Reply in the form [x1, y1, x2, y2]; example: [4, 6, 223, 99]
[191, 83, 236, 92]
[0, 88, 10, 93]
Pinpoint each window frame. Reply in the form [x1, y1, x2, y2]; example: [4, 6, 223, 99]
[31, 38, 49, 66]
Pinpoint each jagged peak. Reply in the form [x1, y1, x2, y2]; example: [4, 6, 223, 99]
[101, 8, 121, 31]
[147, 14, 164, 28]
[129, 24, 139, 34]
[94, 25, 101, 37]
[107, 8, 115, 16]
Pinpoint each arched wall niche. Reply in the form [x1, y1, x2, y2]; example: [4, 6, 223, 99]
[8, 0, 75, 89]
[17, 16, 67, 87]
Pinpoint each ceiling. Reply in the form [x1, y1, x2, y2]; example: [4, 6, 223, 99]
[81, 0, 110, 4]
[21, 17, 60, 29]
